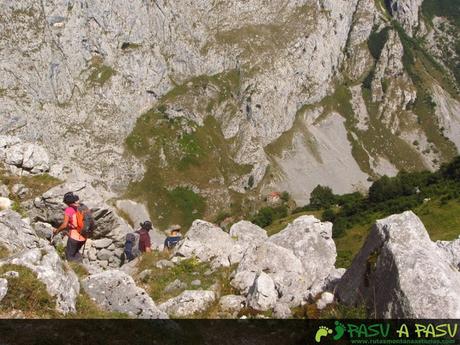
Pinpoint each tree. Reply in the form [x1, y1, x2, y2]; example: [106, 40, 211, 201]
[310, 185, 336, 209]
[280, 191, 290, 202]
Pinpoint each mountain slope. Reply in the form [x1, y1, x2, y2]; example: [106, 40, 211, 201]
[0, 0, 458, 227]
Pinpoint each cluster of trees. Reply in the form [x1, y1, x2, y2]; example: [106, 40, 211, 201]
[249, 157, 460, 236]
[250, 191, 291, 228]
[314, 157, 460, 237]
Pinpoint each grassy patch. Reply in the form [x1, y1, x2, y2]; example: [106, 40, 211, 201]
[0, 245, 10, 259]
[0, 172, 61, 200]
[87, 58, 116, 86]
[415, 198, 460, 241]
[137, 253, 235, 304]
[396, 23, 458, 158]
[0, 264, 58, 318]
[125, 70, 252, 229]
[319, 303, 368, 319]
[68, 262, 89, 279]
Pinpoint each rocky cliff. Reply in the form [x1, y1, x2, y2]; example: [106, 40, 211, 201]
[0, 0, 459, 226]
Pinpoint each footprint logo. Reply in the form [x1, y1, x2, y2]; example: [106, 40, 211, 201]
[315, 326, 333, 343]
[333, 321, 346, 340]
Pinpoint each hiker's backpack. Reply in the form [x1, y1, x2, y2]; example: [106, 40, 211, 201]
[164, 236, 182, 250]
[124, 231, 141, 261]
[75, 203, 96, 239]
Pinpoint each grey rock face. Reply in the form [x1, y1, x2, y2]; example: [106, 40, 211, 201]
[229, 221, 267, 264]
[232, 241, 308, 307]
[82, 270, 168, 319]
[437, 239, 460, 270]
[138, 269, 152, 281]
[32, 222, 54, 241]
[246, 272, 277, 311]
[97, 248, 113, 261]
[92, 238, 113, 249]
[0, 210, 39, 253]
[336, 211, 460, 318]
[1, 136, 50, 175]
[156, 259, 175, 269]
[0, 185, 10, 198]
[11, 184, 28, 199]
[270, 215, 336, 288]
[31, 182, 131, 240]
[115, 200, 150, 227]
[174, 220, 235, 268]
[0, 278, 8, 303]
[219, 295, 246, 313]
[164, 279, 187, 294]
[0, 245, 80, 314]
[388, 0, 423, 36]
[159, 290, 216, 317]
[273, 303, 292, 319]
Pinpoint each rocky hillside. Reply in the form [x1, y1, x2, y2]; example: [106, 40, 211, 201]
[1, 0, 459, 227]
[0, 162, 459, 318]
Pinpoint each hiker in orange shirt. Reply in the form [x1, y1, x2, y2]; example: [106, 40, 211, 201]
[53, 192, 87, 262]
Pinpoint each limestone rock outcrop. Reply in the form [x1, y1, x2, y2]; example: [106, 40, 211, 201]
[336, 211, 460, 318]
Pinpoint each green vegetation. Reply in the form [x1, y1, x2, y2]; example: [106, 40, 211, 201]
[422, 0, 460, 28]
[300, 157, 460, 267]
[319, 303, 368, 319]
[0, 245, 10, 259]
[86, 56, 116, 86]
[137, 253, 235, 306]
[251, 205, 288, 228]
[0, 264, 58, 318]
[125, 70, 253, 229]
[0, 170, 61, 200]
[368, 27, 390, 60]
[395, 22, 457, 162]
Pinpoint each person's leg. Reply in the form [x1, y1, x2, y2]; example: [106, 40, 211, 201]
[66, 238, 84, 262]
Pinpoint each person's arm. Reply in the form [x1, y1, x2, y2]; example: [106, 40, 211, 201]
[53, 214, 69, 235]
[145, 233, 152, 252]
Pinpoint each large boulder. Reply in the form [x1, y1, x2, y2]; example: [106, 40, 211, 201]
[229, 221, 267, 263]
[269, 215, 336, 288]
[219, 295, 246, 313]
[82, 270, 168, 319]
[158, 290, 216, 317]
[174, 220, 236, 268]
[336, 211, 460, 318]
[246, 272, 277, 311]
[232, 241, 309, 307]
[0, 210, 40, 253]
[30, 182, 130, 239]
[0, 245, 80, 314]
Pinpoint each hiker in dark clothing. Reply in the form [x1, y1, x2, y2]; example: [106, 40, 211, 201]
[53, 192, 86, 262]
[123, 220, 153, 264]
[138, 221, 152, 254]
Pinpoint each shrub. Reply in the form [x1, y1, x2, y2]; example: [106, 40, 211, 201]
[310, 185, 336, 209]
